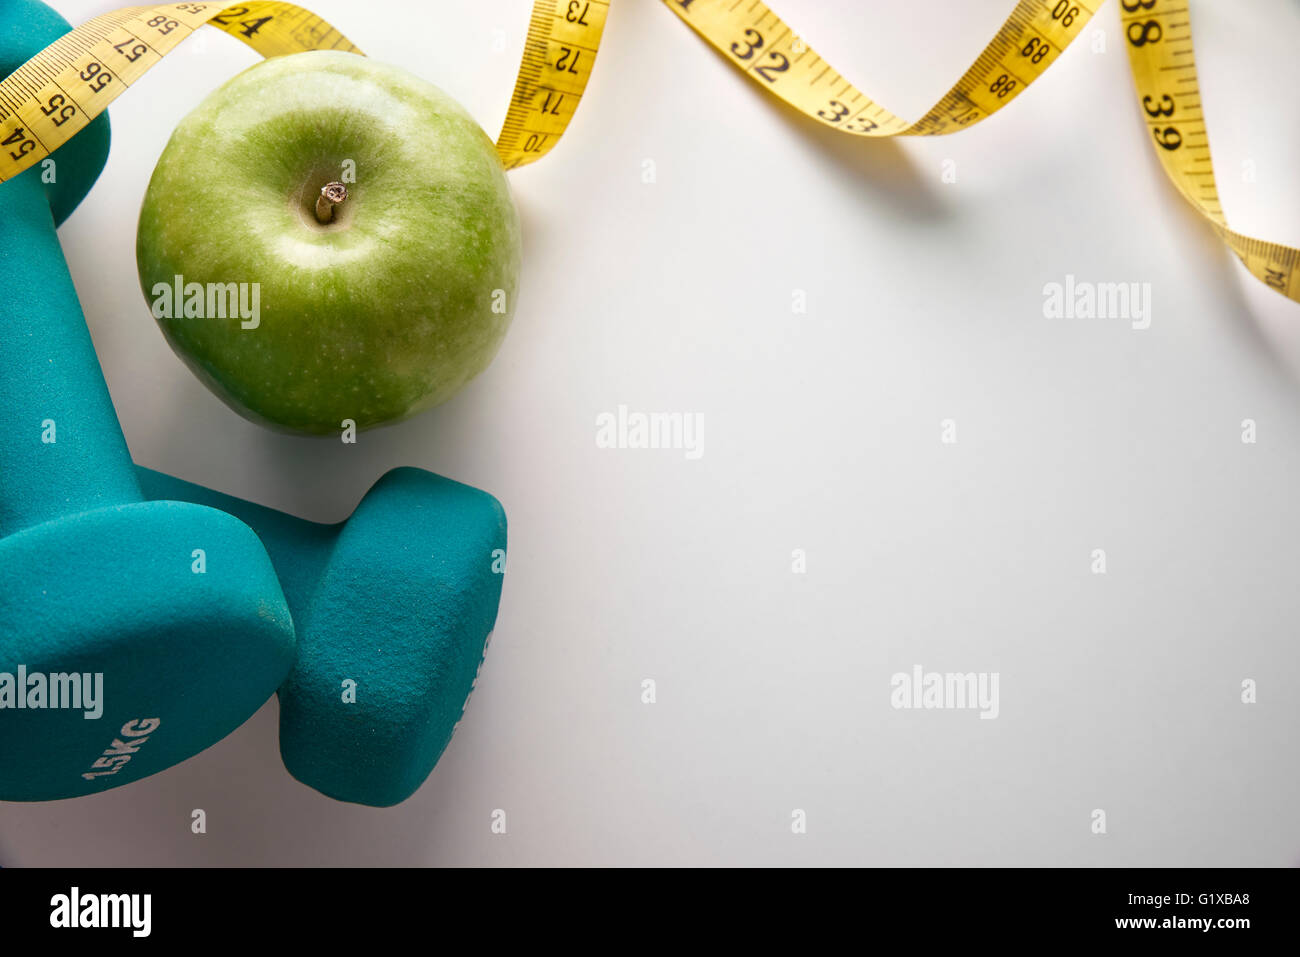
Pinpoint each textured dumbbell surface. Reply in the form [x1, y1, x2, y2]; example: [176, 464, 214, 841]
[136, 467, 508, 807]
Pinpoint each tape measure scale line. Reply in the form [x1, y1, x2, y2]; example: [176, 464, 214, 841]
[1122, 2, 1220, 217]
[496, 0, 610, 170]
[667, 0, 1300, 304]
[0, 9, 139, 157]
[1124, 0, 1300, 302]
[0, 1, 605, 181]
[202, 2, 363, 57]
[9, 9, 152, 126]
[0, 2, 368, 184]
[661, 0, 1100, 137]
[915, 0, 1104, 133]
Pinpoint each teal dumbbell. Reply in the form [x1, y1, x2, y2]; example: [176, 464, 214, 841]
[0, 0, 296, 801]
[136, 467, 507, 807]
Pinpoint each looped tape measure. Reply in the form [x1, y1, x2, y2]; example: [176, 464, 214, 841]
[0, 0, 1295, 303]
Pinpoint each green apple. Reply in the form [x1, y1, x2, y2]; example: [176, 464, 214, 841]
[136, 51, 521, 434]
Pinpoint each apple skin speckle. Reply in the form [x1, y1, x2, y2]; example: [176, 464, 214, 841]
[136, 50, 521, 435]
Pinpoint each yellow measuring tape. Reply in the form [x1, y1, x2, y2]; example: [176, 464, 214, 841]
[0, 0, 1296, 303]
[663, 0, 1099, 137]
[1122, 0, 1300, 301]
[664, 0, 1300, 303]
[0, 0, 607, 179]
[497, 0, 609, 169]
[0, 2, 363, 179]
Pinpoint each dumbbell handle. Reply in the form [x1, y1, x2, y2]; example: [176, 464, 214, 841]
[135, 466, 338, 615]
[0, 168, 142, 536]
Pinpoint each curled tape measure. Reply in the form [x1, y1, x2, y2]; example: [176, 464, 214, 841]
[1122, 0, 1300, 301]
[0, 0, 1296, 303]
[663, 0, 1100, 137]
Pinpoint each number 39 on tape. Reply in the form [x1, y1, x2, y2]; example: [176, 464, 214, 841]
[663, 0, 1300, 305]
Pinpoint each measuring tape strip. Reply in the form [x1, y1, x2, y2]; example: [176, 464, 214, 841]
[1122, 0, 1300, 302]
[665, 0, 1300, 304]
[497, 0, 609, 170]
[662, 0, 1100, 137]
[0, 1, 363, 184]
[1, 0, 1297, 305]
[0, 0, 607, 182]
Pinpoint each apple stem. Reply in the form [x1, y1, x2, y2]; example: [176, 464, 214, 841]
[315, 182, 348, 224]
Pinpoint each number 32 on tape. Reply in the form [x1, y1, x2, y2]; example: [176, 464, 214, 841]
[663, 0, 1300, 304]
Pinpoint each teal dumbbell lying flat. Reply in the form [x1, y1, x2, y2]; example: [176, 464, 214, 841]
[135, 467, 507, 807]
[0, 0, 296, 801]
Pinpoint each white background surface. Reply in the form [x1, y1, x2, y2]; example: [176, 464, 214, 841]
[3, 0, 1300, 866]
